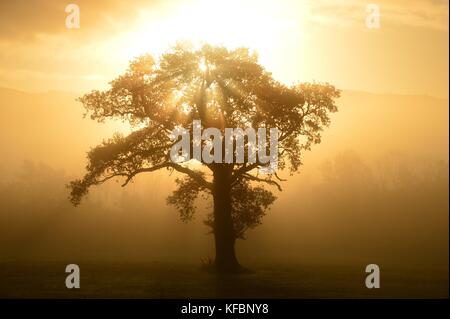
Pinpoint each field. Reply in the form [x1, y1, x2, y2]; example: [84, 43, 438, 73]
[0, 262, 447, 298]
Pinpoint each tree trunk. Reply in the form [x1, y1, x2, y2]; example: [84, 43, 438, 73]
[212, 165, 241, 273]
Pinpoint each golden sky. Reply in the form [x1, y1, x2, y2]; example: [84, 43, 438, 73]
[0, 0, 448, 97]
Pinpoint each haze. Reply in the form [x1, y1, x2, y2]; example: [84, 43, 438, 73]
[0, 0, 447, 298]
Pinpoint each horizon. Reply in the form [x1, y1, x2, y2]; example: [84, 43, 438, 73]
[0, 0, 448, 98]
[2, 85, 450, 101]
[0, 0, 448, 301]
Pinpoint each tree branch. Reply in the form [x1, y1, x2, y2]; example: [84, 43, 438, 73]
[169, 163, 213, 189]
[97, 163, 212, 190]
[230, 163, 259, 182]
[240, 173, 283, 191]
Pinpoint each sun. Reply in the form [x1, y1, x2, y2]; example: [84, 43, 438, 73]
[112, 0, 304, 70]
[198, 59, 207, 73]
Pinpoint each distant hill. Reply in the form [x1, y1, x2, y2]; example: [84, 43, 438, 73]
[0, 87, 448, 174]
[0, 87, 447, 271]
[305, 90, 448, 165]
[0, 87, 125, 175]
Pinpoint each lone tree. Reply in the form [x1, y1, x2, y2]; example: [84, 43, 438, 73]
[69, 43, 340, 273]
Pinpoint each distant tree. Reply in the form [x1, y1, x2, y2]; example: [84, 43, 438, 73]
[69, 43, 340, 273]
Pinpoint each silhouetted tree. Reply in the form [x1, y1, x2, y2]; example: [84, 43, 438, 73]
[69, 43, 340, 272]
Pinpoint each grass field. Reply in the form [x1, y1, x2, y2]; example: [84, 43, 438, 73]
[0, 261, 447, 298]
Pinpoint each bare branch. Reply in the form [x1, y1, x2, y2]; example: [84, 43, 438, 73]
[241, 173, 283, 192]
[230, 163, 259, 182]
[274, 172, 287, 182]
[169, 163, 213, 190]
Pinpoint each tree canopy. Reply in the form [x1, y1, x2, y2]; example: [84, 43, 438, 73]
[69, 43, 340, 239]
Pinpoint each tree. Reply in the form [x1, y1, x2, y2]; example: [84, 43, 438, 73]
[69, 43, 340, 273]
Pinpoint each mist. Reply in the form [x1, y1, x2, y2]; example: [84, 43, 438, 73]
[0, 87, 447, 275]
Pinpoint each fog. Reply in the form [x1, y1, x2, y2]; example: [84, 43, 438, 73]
[0, 87, 448, 273]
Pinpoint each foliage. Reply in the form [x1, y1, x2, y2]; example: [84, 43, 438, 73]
[69, 43, 340, 239]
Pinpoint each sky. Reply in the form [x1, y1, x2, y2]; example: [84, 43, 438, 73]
[0, 0, 448, 98]
[0, 1, 448, 291]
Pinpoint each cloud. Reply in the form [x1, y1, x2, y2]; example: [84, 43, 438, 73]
[0, 0, 447, 44]
[304, 0, 449, 31]
[0, 0, 169, 42]
[0, 0, 447, 97]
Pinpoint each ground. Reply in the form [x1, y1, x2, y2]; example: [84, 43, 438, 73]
[0, 261, 447, 298]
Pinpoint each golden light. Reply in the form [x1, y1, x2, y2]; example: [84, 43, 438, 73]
[97, 0, 308, 134]
[198, 59, 207, 73]
[111, 0, 306, 71]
